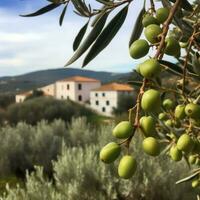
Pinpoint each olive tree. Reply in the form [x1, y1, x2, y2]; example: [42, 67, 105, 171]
[21, 0, 200, 197]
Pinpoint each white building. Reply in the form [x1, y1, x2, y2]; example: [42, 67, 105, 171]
[38, 84, 56, 97]
[15, 76, 101, 104]
[15, 91, 32, 103]
[90, 83, 134, 116]
[55, 76, 101, 103]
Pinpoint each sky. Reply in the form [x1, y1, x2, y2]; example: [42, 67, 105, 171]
[0, 0, 161, 76]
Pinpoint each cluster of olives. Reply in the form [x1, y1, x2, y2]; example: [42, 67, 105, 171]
[100, 5, 200, 187]
[129, 7, 181, 62]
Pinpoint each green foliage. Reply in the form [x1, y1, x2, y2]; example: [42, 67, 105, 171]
[6, 97, 96, 125]
[25, 90, 44, 101]
[0, 94, 15, 109]
[113, 93, 136, 115]
[0, 119, 196, 199]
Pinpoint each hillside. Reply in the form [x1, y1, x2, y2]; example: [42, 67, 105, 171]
[0, 68, 130, 94]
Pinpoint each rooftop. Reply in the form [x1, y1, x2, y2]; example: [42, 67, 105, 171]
[92, 83, 133, 92]
[58, 76, 100, 83]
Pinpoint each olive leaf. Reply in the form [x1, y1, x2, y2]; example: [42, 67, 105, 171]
[65, 11, 109, 66]
[20, 3, 61, 17]
[129, 7, 145, 47]
[82, 5, 129, 67]
[59, 4, 68, 26]
[73, 20, 90, 51]
[159, 60, 183, 75]
[71, 0, 90, 17]
[168, 0, 193, 11]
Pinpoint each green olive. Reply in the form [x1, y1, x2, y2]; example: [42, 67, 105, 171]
[144, 24, 162, 44]
[142, 137, 160, 156]
[139, 58, 161, 79]
[100, 142, 121, 163]
[185, 103, 200, 119]
[113, 121, 133, 139]
[188, 155, 196, 165]
[177, 134, 194, 153]
[164, 37, 180, 57]
[192, 179, 200, 188]
[170, 145, 182, 161]
[175, 105, 186, 120]
[129, 39, 149, 59]
[140, 116, 156, 137]
[118, 155, 137, 179]
[162, 98, 175, 110]
[156, 8, 169, 24]
[141, 89, 161, 113]
[142, 14, 159, 27]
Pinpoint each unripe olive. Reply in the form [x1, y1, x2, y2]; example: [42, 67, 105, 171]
[118, 155, 137, 179]
[188, 155, 196, 164]
[140, 116, 156, 137]
[192, 179, 200, 188]
[139, 59, 161, 79]
[142, 14, 159, 27]
[100, 142, 121, 163]
[142, 137, 160, 156]
[129, 39, 149, 59]
[170, 145, 182, 161]
[177, 134, 194, 153]
[175, 105, 186, 120]
[156, 8, 169, 24]
[185, 103, 200, 119]
[164, 37, 180, 57]
[113, 121, 133, 139]
[158, 112, 168, 120]
[144, 24, 162, 44]
[162, 98, 175, 110]
[165, 119, 173, 127]
[141, 89, 161, 113]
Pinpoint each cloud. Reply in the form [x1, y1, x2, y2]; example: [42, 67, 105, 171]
[0, 0, 148, 76]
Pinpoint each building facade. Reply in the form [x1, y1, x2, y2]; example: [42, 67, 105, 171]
[90, 83, 134, 116]
[55, 76, 101, 103]
[15, 91, 32, 103]
[15, 76, 101, 104]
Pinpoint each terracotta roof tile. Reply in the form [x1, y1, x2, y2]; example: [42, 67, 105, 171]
[58, 76, 100, 83]
[92, 83, 133, 92]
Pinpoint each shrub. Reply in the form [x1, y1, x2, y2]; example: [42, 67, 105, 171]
[6, 97, 96, 125]
[0, 119, 196, 200]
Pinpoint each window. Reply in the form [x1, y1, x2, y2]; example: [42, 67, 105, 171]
[78, 95, 82, 101]
[78, 84, 82, 90]
[95, 93, 98, 97]
[102, 93, 105, 97]
[95, 101, 99, 105]
[67, 84, 70, 90]
[61, 95, 64, 99]
[106, 100, 110, 106]
[67, 96, 69, 100]
[102, 107, 106, 112]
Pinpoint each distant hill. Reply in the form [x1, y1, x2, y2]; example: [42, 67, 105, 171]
[0, 68, 130, 94]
